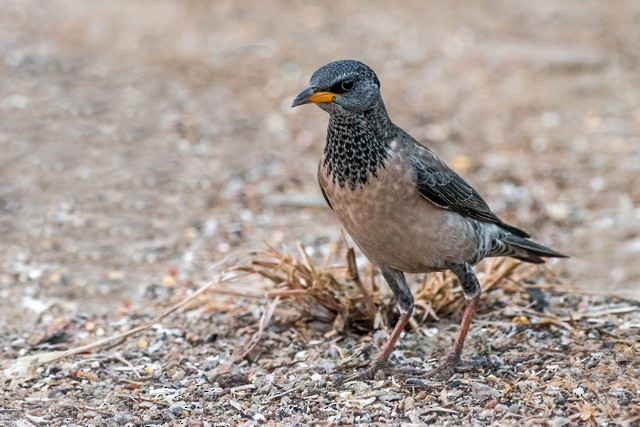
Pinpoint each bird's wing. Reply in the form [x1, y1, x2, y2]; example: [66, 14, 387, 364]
[319, 182, 333, 210]
[317, 164, 334, 210]
[408, 145, 530, 238]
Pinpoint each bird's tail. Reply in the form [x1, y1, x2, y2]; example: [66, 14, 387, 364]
[495, 234, 568, 264]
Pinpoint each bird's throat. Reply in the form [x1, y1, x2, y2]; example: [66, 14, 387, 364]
[323, 113, 390, 190]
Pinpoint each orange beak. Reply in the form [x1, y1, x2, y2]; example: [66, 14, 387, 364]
[291, 87, 337, 107]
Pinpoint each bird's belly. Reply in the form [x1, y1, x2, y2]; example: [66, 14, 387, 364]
[322, 172, 478, 273]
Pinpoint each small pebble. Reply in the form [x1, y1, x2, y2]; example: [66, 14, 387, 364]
[572, 386, 585, 396]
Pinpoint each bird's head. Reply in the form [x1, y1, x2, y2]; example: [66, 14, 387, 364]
[292, 60, 382, 115]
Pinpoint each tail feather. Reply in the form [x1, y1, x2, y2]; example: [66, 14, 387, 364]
[498, 221, 530, 239]
[497, 234, 568, 264]
[474, 221, 568, 265]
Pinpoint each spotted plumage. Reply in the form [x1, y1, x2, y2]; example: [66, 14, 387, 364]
[292, 59, 567, 380]
[323, 113, 389, 190]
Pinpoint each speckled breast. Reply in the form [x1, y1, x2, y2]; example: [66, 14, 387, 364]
[318, 148, 478, 273]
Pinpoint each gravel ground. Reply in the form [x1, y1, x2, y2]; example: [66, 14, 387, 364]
[2, 262, 639, 425]
[1, 0, 640, 425]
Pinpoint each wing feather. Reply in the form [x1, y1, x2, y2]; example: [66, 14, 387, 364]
[409, 147, 530, 238]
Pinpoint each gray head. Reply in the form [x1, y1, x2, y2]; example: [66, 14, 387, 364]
[291, 60, 382, 114]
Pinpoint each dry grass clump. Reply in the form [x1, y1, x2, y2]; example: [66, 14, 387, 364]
[234, 242, 547, 335]
[3, 241, 556, 377]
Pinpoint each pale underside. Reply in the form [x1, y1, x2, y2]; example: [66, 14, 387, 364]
[318, 142, 480, 273]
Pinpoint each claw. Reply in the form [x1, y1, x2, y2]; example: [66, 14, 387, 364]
[332, 360, 390, 385]
[423, 357, 478, 381]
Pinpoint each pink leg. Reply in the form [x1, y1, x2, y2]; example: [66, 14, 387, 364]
[427, 262, 481, 379]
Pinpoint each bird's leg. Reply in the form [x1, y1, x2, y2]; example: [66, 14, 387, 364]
[429, 261, 481, 379]
[334, 264, 414, 383]
[374, 264, 414, 366]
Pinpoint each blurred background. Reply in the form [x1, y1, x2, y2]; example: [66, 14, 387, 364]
[1, 0, 639, 326]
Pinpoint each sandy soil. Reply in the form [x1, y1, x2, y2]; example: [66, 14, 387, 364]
[1, 1, 639, 425]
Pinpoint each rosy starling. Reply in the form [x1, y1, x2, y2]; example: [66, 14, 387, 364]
[292, 60, 567, 378]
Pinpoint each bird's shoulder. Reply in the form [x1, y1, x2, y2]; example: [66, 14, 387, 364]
[393, 129, 529, 237]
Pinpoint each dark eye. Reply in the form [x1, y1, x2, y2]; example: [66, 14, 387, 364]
[341, 79, 355, 91]
[330, 78, 356, 94]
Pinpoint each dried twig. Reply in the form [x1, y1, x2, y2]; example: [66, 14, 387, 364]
[232, 297, 281, 362]
[4, 276, 225, 379]
[345, 246, 376, 319]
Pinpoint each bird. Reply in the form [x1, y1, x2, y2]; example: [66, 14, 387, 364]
[291, 59, 567, 379]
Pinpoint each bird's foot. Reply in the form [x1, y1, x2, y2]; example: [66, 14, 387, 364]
[331, 360, 389, 385]
[333, 361, 421, 386]
[406, 357, 484, 386]
[404, 366, 454, 387]
[403, 358, 467, 386]
[331, 360, 421, 385]
[424, 361, 457, 382]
